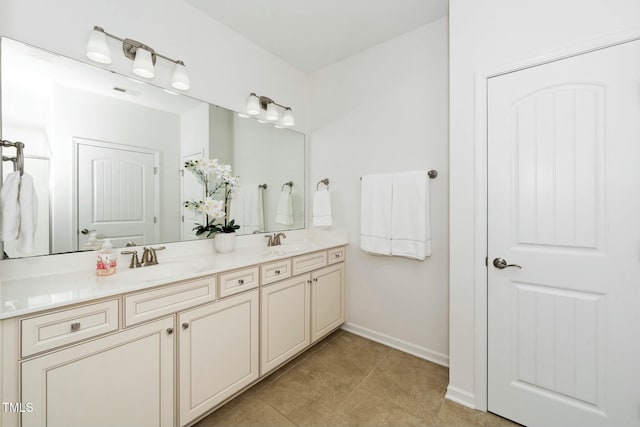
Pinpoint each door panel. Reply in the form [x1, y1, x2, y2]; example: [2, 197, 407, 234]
[488, 39, 640, 427]
[76, 138, 158, 249]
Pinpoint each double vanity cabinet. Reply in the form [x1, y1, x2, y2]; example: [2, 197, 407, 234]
[0, 244, 346, 427]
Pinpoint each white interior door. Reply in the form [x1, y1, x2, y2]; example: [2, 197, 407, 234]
[488, 40, 640, 427]
[76, 138, 158, 249]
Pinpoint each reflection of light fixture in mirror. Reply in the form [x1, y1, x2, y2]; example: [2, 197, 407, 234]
[86, 26, 190, 90]
[245, 92, 295, 127]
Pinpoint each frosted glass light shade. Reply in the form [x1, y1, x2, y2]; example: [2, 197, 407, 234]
[266, 103, 279, 121]
[86, 29, 112, 64]
[171, 62, 190, 90]
[282, 108, 295, 127]
[133, 48, 154, 78]
[246, 94, 261, 115]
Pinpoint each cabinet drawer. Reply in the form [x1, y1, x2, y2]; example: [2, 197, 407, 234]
[21, 299, 119, 358]
[124, 276, 216, 327]
[261, 259, 292, 285]
[218, 266, 260, 298]
[327, 247, 346, 265]
[292, 251, 328, 276]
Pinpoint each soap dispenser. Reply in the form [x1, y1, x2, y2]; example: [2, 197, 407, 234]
[96, 239, 117, 276]
[83, 230, 101, 250]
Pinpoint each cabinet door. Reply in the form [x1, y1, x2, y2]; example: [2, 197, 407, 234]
[21, 317, 175, 427]
[311, 263, 346, 343]
[178, 289, 259, 426]
[260, 274, 311, 375]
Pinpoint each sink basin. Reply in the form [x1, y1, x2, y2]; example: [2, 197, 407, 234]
[120, 260, 201, 283]
[266, 242, 312, 256]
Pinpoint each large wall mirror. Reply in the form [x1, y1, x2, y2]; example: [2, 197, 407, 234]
[0, 37, 305, 259]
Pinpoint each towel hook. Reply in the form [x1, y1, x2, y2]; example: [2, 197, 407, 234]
[281, 181, 293, 193]
[316, 178, 329, 191]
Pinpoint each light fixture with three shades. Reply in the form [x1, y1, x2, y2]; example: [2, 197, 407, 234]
[245, 93, 295, 127]
[86, 26, 190, 91]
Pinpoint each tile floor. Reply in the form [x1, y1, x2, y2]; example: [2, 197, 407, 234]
[195, 330, 520, 427]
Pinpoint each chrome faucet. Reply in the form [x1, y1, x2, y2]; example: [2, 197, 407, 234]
[141, 246, 165, 266]
[265, 232, 287, 247]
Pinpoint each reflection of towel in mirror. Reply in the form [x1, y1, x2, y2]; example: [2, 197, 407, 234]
[0, 172, 38, 253]
[313, 189, 333, 227]
[275, 189, 294, 225]
[230, 185, 264, 234]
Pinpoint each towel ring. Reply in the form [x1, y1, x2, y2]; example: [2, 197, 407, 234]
[281, 181, 293, 193]
[316, 178, 329, 191]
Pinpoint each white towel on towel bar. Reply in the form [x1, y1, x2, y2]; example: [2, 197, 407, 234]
[275, 188, 294, 225]
[360, 173, 393, 255]
[391, 171, 431, 260]
[313, 188, 333, 227]
[0, 171, 21, 242]
[0, 171, 38, 253]
[230, 185, 264, 234]
[17, 173, 38, 253]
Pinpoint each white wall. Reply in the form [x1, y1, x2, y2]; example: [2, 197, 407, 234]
[449, 0, 640, 408]
[0, 0, 307, 132]
[308, 18, 449, 364]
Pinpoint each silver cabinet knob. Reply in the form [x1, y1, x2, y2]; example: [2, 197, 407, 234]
[275, 270, 281, 275]
[182, 322, 189, 329]
[70, 322, 81, 332]
[493, 258, 522, 269]
[238, 279, 244, 285]
[166, 327, 174, 335]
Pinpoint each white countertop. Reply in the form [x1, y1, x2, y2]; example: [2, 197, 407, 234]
[0, 229, 348, 319]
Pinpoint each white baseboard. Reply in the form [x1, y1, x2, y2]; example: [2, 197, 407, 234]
[340, 322, 449, 367]
[445, 385, 476, 409]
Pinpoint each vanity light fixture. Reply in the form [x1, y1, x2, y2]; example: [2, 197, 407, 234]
[245, 92, 295, 127]
[86, 26, 190, 91]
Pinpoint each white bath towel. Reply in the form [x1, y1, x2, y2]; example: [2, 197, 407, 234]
[230, 185, 264, 234]
[0, 172, 38, 253]
[360, 173, 393, 255]
[275, 188, 294, 225]
[391, 171, 431, 260]
[0, 171, 21, 242]
[313, 188, 333, 227]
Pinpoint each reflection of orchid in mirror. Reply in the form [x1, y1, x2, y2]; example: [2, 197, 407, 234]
[183, 159, 240, 236]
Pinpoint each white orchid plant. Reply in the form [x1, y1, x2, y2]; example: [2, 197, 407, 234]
[183, 158, 240, 236]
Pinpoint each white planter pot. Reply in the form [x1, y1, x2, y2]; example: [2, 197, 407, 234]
[214, 232, 236, 254]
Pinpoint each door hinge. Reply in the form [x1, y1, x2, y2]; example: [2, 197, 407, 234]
[154, 216, 158, 224]
[180, 169, 184, 177]
[181, 215, 184, 222]
[154, 167, 158, 175]
[485, 257, 488, 267]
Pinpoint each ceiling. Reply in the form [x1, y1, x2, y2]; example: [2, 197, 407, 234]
[186, 0, 448, 72]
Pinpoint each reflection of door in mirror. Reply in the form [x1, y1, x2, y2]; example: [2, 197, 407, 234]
[2, 157, 50, 258]
[75, 138, 159, 249]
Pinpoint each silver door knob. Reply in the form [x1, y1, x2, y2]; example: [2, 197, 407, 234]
[493, 258, 522, 269]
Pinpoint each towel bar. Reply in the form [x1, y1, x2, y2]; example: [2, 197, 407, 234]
[359, 170, 438, 180]
[1, 139, 25, 176]
[316, 178, 329, 190]
[281, 181, 293, 193]
[258, 184, 267, 189]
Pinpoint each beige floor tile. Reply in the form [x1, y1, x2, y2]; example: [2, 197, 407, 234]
[327, 388, 432, 427]
[359, 349, 448, 419]
[193, 395, 295, 427]
[434, 400, 521, 427]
